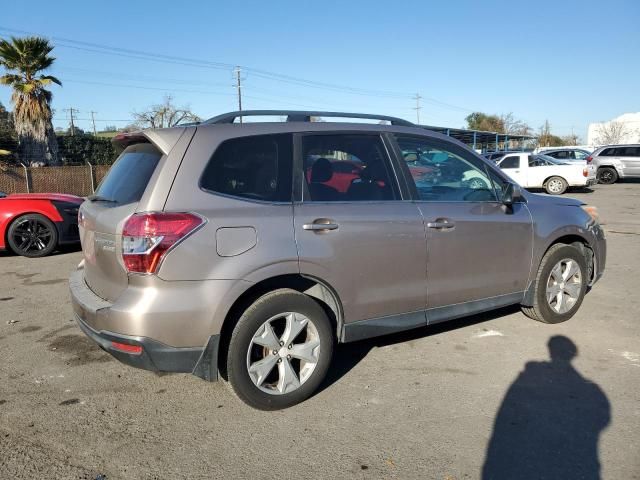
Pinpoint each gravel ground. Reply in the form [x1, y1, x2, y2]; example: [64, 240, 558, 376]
[0, 182, 639, 479]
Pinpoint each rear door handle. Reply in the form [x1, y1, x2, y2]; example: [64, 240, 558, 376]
[303, 219, 339, 231]
[427, 220, 455, 230]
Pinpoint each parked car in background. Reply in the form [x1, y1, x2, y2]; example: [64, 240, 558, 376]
[539, 148, 592, 164]
[497, 153, 596, 194]
[589, 144, 640, 184]
[69, 110, 606, 410]
[482, 151, 522, 162]
[0, 193, 82, 257]
[534, 145, 596, 154]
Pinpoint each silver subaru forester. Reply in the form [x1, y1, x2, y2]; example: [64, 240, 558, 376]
[69, 110, 606, 409]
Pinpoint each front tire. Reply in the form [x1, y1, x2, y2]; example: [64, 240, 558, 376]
[7, 214, 58, 258]
[597, 167, 618, 185]
[521, 244, 587, 324]
[544, 176, 568, 195]
[227, 289, 334, 410]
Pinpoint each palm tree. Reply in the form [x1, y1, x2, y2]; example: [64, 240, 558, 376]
[0, 36, 62, 166]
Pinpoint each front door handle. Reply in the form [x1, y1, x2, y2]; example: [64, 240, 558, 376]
[303, 219, 339, 232]
[427, 219, 455, 230]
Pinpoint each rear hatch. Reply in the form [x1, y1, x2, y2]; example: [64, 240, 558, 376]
[79, 139, 163, 302]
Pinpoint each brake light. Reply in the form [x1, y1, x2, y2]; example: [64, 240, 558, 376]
[583, 168, 588, 177]
[586, 155, 593, 164]
[122, 212, 204, 274]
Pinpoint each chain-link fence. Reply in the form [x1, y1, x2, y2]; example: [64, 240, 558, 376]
[0, 164, 110, 197]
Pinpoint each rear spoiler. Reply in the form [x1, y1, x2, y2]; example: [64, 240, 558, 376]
[112, 128, 187, 155]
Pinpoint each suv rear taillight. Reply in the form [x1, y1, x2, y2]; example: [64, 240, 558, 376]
[586, 155, 593, 164]
[122, 212, 204, 274]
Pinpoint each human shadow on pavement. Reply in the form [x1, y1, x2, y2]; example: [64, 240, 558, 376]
[482, 335, 610, 480]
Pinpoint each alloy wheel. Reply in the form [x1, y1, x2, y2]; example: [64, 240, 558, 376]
[11, 218, 54, 255]
[246, 312, 321, 395]
[546, 258, 582, 314]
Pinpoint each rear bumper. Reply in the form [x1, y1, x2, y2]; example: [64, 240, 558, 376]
[69, 269, 219, 380]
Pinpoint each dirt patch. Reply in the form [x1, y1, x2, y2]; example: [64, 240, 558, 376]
[19, 326, 42, 333]
[48, 334, 112, 366]
[59, 398, 80, 406]
[0, 297, 14, 302]
[37, 324, 75, 343]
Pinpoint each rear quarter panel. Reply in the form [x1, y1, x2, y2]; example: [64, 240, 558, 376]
[0, 199, 62, 249]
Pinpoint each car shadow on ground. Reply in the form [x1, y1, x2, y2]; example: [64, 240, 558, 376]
[319, 305, 521, 393]
[481, 335, 610, 479]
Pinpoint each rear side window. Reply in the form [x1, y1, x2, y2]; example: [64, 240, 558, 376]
[599, 148, 616, 157]
[200, 134, 293, 202]
[95, 143, 161, 205]
[500, 156, 520, 169]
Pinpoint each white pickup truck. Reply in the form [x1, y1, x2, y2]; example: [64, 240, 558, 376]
[496, 153, 596, 195]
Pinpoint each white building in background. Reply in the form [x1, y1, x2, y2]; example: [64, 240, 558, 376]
[587, 112, 640, 145]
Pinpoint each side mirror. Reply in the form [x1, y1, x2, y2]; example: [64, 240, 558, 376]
[502, 183, 524, 205]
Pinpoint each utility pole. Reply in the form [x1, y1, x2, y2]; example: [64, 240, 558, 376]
[412, 93, 422, 125]
[90, 111, 97, 136]
[234, 66, 243, 124]
[64, 107, 77, 136]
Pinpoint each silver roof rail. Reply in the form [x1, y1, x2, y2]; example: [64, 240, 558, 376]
[204, 110, 414, 127]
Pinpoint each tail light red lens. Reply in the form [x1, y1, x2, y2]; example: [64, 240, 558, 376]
[583, 168, 588, 177]
[586, 155, 593, 164]
[122, 212, 204, 274]
[111, 341, 143, 355]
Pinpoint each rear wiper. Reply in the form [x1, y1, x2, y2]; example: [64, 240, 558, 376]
[87, 195, 117, 203]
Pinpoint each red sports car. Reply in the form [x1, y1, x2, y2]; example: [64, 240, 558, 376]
[0, 192, 83, 258]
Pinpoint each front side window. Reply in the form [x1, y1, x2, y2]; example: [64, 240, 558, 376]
[200, 134, 292, 202]
[574, 150, 589, 160]
[499, 155, 521, 169]
[396, 136, 497, 202]
[302, 134, 398, 202]
[620, 146, 640, 157]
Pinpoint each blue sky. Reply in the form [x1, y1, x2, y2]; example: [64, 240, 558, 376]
[1, 0, 638, 140]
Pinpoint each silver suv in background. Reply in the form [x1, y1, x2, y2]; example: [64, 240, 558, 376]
[590, 144, 640, 184]
[69, 110, 606, 409]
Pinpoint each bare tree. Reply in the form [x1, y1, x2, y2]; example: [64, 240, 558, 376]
[132, 95, 201, 129]
[561, 134, 581, 146]
[594, 121, 635, 145]
[500, 112, 532, 136]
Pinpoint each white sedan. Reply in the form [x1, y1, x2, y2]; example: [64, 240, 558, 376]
[496, 153, 596, 195]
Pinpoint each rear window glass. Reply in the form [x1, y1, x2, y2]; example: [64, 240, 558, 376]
[95, 143, 161, 205]
[200, 134, 293, 202]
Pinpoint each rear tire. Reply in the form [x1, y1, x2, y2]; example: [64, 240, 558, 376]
[544, 176, 568, 195]
[521, 244, 587, 324]
[597, 167, 618, 185]
[226, 289, 334, 410]
[7, 214, 58, 258]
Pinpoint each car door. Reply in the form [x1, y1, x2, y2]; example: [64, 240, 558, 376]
[498, 154, 528, 186]
[620, 146, 640, 175]
[293, 132, 427, 339]
[392, 135, 533, 323]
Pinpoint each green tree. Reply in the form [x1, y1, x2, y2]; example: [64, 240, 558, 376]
[0, 36, 62, 166]
[465, 112, 505, 132]
[0, 101, 18, 160]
